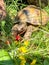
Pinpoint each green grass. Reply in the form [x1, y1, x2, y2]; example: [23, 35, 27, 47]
[0, 0, 49, 65]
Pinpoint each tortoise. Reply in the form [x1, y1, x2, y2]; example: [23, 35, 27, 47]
[0, 0, 6, 21]
[0, 0, 6, 41]
[12, 5, 49, 40]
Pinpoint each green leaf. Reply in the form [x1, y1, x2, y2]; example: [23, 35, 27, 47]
[25, 63, 30, 65]
[44, 59, 49, 65]
[1, 21, 5, 27]
[0, 49, 14, 65]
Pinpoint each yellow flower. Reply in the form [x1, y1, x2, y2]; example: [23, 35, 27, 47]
[24, 40, 29, 46]
[19, 56, 25, 60]
[30, 59, 36, 65]
[19, 56, 26, 65]
[19, 46, 27, 53]
[20, 60, 26, 65]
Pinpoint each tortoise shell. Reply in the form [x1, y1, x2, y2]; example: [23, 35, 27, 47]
[15, 5, 49, 25]
[0, 0, 6, 20]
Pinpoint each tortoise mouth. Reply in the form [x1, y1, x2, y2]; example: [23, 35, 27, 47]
[11, 29, 26, 37]
[18, 29, 26, 35]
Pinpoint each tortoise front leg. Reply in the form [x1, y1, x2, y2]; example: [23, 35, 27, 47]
[23, 25, 39, 40]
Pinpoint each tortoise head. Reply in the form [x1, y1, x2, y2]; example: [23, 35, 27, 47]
[11, 23, 27, 37]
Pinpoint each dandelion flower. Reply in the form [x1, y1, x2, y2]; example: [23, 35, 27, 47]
[19, 56, 25, 60]
[24, 40, 29, 46]
[19, 46, 27, 53]
[19, 56, 26, 65]
[20, 60, 26, 65]
[30, 59, 36, 65]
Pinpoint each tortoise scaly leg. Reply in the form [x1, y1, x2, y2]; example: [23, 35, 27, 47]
[23, 25, 39, 40]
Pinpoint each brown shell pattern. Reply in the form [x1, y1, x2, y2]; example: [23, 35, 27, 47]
[17, 5, 49, 25]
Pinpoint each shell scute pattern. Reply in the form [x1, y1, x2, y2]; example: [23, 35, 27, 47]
[17, 5, 49, 25]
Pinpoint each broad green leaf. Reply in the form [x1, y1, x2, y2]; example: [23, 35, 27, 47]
[0, 49, 14, 65]
[44, 59, 49, 65]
